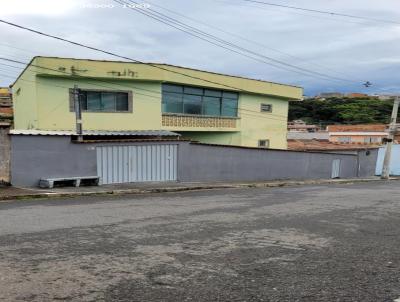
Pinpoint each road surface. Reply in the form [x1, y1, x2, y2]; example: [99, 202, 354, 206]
[1, 182, 400, 301]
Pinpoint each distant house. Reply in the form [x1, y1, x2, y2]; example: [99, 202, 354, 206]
[346, 93, 369, 98]
[318, 92, 344, 99]
[287, 139, 378, 152]
[288, 123, 391, 151]
[372, 94, 394, 101]
[287, 120, 320, 133]
[327, 124, 388, 144]
[0, 87, 13, 123]
[287, 131, 329, 140]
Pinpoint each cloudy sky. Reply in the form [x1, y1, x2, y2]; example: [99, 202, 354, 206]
[0, 0, 399, 96]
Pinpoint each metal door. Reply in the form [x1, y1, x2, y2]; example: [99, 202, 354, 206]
[331, 159, 341, 179]
[96, 144, 178, 184]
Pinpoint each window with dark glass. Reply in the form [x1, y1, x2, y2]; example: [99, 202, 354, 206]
[258, 139, 270, 148]
[162, 84, 238, 117]
[80, 91, 130, 112]
[260, 103, 272, 112]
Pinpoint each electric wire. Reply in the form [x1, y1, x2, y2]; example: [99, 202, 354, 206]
[117, 0, 360, 84]
[0, 57, 291, 120]
[0, 18, 302, 94]
[0, 59, 291, 123]
[145, 0, 355, 80]
[238, 0, 400, 25]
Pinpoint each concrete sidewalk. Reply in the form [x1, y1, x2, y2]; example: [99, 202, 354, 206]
[0, 177, 398, 201]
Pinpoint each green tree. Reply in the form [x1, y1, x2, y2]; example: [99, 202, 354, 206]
[289, 98, 395, 125]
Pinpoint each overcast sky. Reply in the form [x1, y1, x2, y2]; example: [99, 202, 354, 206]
[0, 0, 399, 96]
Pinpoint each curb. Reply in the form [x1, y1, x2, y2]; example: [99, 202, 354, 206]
[0, 177, 398, 202]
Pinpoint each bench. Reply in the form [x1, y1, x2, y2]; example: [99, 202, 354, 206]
[39, 176, 100, 189]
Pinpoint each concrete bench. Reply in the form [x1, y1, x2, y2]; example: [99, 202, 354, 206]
[39, 176, 100, 189]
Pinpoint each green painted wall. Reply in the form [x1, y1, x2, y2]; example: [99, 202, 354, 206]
[13, 65, 38, 129]
[12, 57, 302, 149]
[35, 77, 161, 131]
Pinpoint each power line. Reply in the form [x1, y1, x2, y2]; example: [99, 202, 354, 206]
[216, 0, 372, 26]
[0, 58, 290, 122]
[0, 70, 289, 124]
[238, 0, 400, 25]
[145, 0, 355, 80]
[0, 20, 307, 117]
[0, 18, 304, 95]
[116, 0, 359, 84]
[0, 57, 290, 119]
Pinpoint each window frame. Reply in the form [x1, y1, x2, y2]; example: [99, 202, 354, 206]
[69, 88, 133, 113]
[260, 103, 273, 113]
[161, 83, 239, 118]
[258, 139, 270, 148]
[364, 137, 381, 144]
[338, 136, 352, 143]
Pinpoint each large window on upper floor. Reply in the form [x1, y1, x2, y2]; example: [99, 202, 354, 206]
[162, 84, 239, 117]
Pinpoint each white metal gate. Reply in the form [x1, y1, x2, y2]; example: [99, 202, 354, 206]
[96, 145, 178, 184]
[331, 159, 341, 179]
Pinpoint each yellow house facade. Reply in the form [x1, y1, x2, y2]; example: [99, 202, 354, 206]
[11, 57, 303, 149]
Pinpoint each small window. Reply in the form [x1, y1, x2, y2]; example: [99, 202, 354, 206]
[258, 139, 270, 148]
[338, 137, 352, 143]
[260, 103, 272, 112]
[79, 91, 131, 112]
[364, 137, 381, 144]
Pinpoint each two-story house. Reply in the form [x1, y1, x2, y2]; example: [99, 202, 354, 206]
[12, 56, 303, 149]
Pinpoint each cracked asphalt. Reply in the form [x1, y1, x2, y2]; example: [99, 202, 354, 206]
[1, 182, 400, 301]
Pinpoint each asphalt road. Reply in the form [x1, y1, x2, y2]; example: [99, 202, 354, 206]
[1, 182, 400, 302]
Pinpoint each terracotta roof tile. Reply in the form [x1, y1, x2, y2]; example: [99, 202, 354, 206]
[327, 124, 387, 132]
[287, 139, 380, 151]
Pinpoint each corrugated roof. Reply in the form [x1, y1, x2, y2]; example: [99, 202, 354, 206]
[10, 129, 180, 136]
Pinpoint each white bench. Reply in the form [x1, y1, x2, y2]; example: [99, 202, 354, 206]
[39, 176, 100, 189]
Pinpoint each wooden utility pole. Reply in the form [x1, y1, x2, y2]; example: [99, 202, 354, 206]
[381, 96, 400, 179]
[73, 85, 83, 142]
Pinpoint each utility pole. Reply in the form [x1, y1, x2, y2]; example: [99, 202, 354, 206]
[381, 96, 400, 179]
[73, 85, 83, 142]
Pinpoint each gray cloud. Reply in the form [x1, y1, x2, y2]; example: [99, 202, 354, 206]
[0, 0, 399, 95]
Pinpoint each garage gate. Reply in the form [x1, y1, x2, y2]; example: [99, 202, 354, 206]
[96, 144, 178, 184]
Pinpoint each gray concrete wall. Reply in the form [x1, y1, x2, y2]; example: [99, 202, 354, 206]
[0, 127, 10, 184]
[11, 136, 185, 187]
[178, 143, 361, 182]
[11, 136, 97, 187]
[10, 136, 378, 187]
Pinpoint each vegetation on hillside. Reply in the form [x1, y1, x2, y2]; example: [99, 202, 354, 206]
[289, 97, 395, 125]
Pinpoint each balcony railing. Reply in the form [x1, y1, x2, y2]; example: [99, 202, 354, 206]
[162, 113, 238, 129]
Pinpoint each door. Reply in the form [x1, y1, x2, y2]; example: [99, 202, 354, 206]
[331, 159, 341, 179]
[96, 144, 178, 184]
